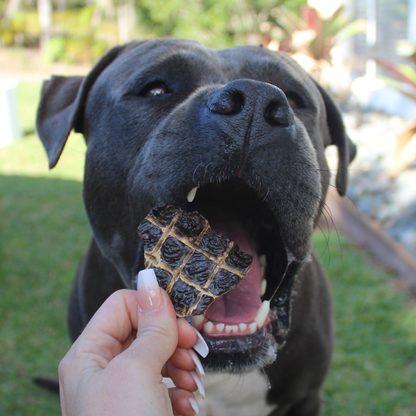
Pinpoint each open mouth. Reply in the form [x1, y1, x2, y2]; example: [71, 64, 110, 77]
[137, 178, 303, 370]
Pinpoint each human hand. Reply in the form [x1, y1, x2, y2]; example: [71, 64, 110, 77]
[58, 269, 208, 416]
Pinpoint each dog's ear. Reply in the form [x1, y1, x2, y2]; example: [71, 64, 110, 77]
[36, 44, 126, 169]
[313, 81, 357, 197]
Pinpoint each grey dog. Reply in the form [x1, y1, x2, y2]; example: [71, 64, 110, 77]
[36, 38, 356, 415]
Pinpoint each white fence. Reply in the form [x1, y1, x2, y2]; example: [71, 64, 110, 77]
[0, 79, 22, 148]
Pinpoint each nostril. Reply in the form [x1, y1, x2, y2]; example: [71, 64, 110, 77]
[264, 101, 294, 127]
[230, 92, 244, 115]
[208, 90, 245, 115]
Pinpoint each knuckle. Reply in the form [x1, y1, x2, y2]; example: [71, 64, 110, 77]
[138, 323, 177, 346]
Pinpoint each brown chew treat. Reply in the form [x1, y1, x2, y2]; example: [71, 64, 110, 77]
[137, 205, 253, 317]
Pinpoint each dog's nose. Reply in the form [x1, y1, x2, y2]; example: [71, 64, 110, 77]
[207, 87, 245, 116]
[207, 79, 294, 127]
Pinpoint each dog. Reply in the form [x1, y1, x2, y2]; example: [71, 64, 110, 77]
[36, 38, 356, 416]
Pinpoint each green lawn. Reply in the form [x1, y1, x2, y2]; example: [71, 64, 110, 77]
[0, 81, 415, 415]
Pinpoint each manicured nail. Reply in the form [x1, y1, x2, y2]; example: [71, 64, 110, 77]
[136, 269, 162, 311]
[188, 397, 199, 414]
[189, 349, 205, 378]
[190, 371, 205, 399]
[192, 329, 209, 358]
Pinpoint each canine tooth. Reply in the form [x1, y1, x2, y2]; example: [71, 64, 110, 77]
[204, 321, 213, 334]
[254, 300, 270, 328]
[192, 315, 204, 327]
[261, 279, 267, 296]
[216, 323, 224, 332]
[249, 322, 257, 334]
[239, 323, 247, 331]
[231, 325, 238, 333]
[225, 325, 232, 333]
[187, 187, 198, 203]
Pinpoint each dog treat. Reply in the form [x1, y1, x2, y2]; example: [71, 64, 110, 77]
[137, 205, 253, 317]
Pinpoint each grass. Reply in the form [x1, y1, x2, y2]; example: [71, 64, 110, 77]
[16, 81, 43, 136]
[315, 235, 416, 415]
[1, 81, 415, 415]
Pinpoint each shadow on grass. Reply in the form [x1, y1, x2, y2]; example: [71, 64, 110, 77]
[0, 175, 89, 416]
[1, 175, 415, 416]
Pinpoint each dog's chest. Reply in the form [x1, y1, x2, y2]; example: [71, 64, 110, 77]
[197, 371, 275, 416]
[164, 371, 275, 415]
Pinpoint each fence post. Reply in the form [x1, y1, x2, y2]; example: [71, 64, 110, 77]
[0, 79, 22, 148]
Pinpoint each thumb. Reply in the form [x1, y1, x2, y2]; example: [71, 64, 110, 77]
[126, 269, 178, 377]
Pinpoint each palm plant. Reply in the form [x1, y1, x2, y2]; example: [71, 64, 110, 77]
[249, 4, 365, 95]
[376, 42, 416, 175]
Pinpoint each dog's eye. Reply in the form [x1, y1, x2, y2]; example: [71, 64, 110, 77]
[145, 86, 166, 97]
[287, 96, 298, 108]
[142, 83, 168, 98]
[285, 92, 305, 109]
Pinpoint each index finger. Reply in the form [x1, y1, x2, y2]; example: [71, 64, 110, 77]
[177, 318, 198, 349]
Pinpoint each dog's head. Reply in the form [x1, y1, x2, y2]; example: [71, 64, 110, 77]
[37, 38, 355, 372]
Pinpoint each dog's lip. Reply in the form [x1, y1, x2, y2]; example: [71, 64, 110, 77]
[201, 325, 270, 354]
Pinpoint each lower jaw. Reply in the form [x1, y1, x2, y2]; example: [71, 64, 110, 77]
[194, 308, 289, 356]
[202, 325, 269, 353]
[199, 323, 280, 372]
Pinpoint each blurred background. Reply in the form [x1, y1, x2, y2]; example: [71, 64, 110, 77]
[1, 0, 416, 415]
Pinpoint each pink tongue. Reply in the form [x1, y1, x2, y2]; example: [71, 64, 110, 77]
[205, 216, 262, 324]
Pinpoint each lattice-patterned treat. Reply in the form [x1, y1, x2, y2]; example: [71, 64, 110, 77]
[137, 205, 253, 317]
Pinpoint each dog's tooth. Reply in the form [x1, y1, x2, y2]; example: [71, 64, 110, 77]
[203, 321, 213, 334]
[192, 315, 205, 327]
[249, 322, 257, 334]
[239, 323, 247, 332]
[187, 187, 198, 203]
[216, 323, 224, 333]
[231, 325, 238, 333]
[254, 300, 270, 328]
[225, 325, 232, 333]
[261, 279, 267, 296]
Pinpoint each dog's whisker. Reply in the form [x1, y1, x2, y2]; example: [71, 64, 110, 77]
[313, 195, 345, 267]
[66, 146, 87, 155]
[261, 187, 270, 203]
[320, 180, 359, 214]
[312, 216, 331, 261]
[316, 167, 337, 175]
[261, 366, 271, 389]
[192, 162, 203, 182]
[320, 180, 358, 207]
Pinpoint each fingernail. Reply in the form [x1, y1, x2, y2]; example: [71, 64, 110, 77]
[192, 329, 209, 358]
[137, 269, 162, 311]
[189, 349, 205, 378]
[191, 371, 205, 399]
[188, 397, 199, 414]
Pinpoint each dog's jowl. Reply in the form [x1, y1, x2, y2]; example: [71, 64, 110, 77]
[36, 39, 356, 416]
